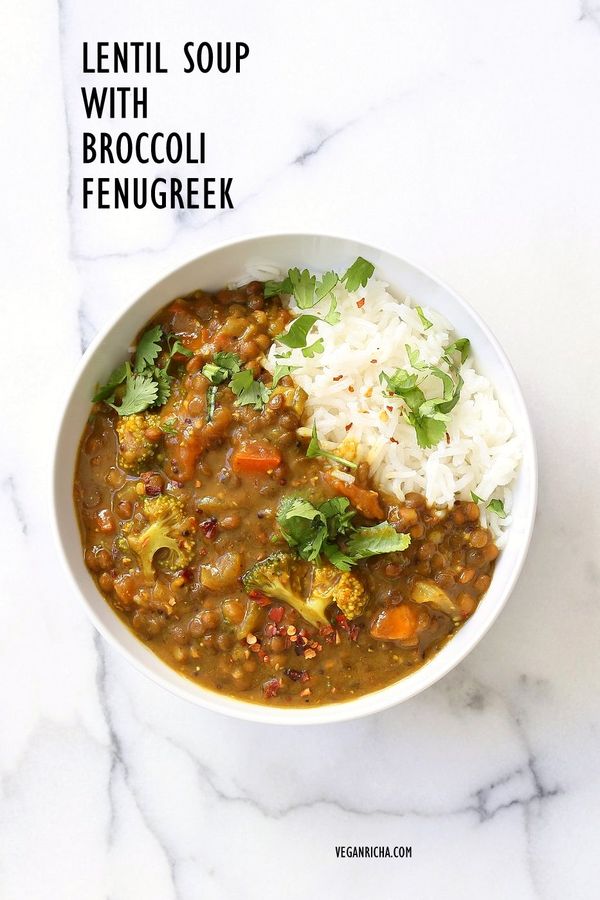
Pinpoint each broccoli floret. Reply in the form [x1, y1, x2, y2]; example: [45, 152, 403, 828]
[309, 565, 368, 620]
[241, 552, 367, 629]
[116, 413, 161, 471]
[125, 493, 195, 578]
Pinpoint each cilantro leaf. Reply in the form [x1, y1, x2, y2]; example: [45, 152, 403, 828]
[276, 494, 410, 570]
[487, 498, 507, 518]
[161, 417, 178, 435]
[153, 367, 172, 406]
[134, 325, 163, 373]
[202, 363, 230, 385]
[445, 338, 471, 365]
[202, 352, 242, 385]
[316, 271, 338, 301]
[107, 364, 158, 416]
[471, 491, 483, 504]
[345, 522, 411, 560]
[166, 337, 193, 362]
[380, 368, 425, 412]
[230, 369, 269, 410]
[302, 337, 325, 358]
[410, 412, 447, 449]
[322, 543, 355, 572]
[342, 256, 375, 292]
[276, 497, 327, 562]
[277, 314, 320, 349]
[272, 362, 299, 388]
[264, 276, 293, 298]
[405, 344, 428, 371]
[93, 361, 128, 403]
[206, 384, 217, 422]
[319, 497, 355, 537]
[306, 423, 357, 469]
[323, 296, 341, 325]
[214, 351, 242, 373]
[415, 306, 433, 330]
[288, 268, 317, 309]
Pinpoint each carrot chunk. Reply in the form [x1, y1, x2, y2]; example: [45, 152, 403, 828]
[232, 443, 282, 474]
[323, 472, 385, 520]
[370, 604, 419, 641]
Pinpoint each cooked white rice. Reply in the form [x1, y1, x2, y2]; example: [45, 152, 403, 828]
[237, 263, 521, 546]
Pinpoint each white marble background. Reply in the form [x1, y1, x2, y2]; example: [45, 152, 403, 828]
[1, 1, 599, 897]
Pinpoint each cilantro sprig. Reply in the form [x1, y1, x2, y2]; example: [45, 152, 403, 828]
[94, 325, 192, 416]
[200, 350, 268, 413]
[379, 338, 470, 449]
[230, 369, 270, 410]
[276, 495, 410, 571]
[265, 256, 375, 354]
[471, 493, 507, 518]
[202, 351, 242, 385]
[306, 423, 357, 469]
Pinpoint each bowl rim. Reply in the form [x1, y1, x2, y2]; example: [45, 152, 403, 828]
[50, 230, 538, 725]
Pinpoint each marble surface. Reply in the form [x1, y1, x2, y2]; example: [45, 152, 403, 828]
[1, 0, 600, 897]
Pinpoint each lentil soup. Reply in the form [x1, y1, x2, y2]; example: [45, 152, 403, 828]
[74, 278, 500, 707]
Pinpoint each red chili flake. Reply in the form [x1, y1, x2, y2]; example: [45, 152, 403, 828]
[333, 375, 344, 382]
[199, 517, 218, 540]
[248, 589, 271, 607]
[348, 625, 360, 641]
[356, 298, 365, 308]
[177, 567, 194, 583]
[268, 606, 284, 623]
[264, 623, 277, 638]
[263, 678, 281, 698]
[390, 437, 399, 444]
[335, 613, 350, 629]
[345, 422, 353, 432]
[284, 668, 310, 683]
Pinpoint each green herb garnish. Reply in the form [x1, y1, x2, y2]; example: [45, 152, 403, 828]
[153, 366, 172, 406]
[94, 325, 194, 416]
[345, 522, 411, 560]
[470, 493, 507, 518]
[272, 361, 299, 388]
[230, 369, 269, 410]
[134, 325, 163, 372]
[341, 257, 375, 292]
[380, 335, 469, 449]
[302, 337, 325, 358]
[444, 338, 471, 365]
[92, 362, 128, 403]
[161, 418, 178, 435]
[202, 351, 242, 385]
[306, 423, 357, 469]
[269, 257, 374, 352]
[277, 314, 320, 349]
[276, 494, 410, 571]
[415, 306, 433, 330]
[487, 499, 506, 518]
[206, 384, 218, 422]
[105, 363, 158, 416]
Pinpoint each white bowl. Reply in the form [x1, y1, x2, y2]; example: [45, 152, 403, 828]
[51, 233, 537, 724]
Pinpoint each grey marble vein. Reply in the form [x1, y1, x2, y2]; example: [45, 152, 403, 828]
[3, 475, 28, 536]
[94, 633, 180, 898]
[580, 0, 600, 28]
